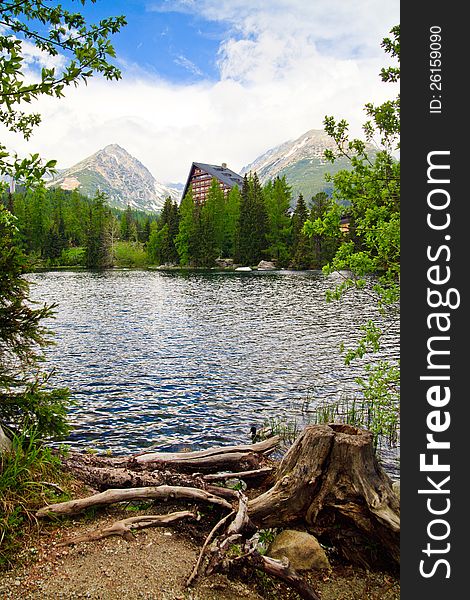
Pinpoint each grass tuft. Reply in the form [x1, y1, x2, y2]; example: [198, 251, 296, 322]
[0, 428, 71, 569]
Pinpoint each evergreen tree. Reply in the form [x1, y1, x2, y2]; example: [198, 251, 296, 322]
[222, 185, 241, 258]
[142, 218, 152, 244]
[153, 197, 180, 265]
[120, 205, 134, 241]
[176, 188, 198, 266]
[29, 184, 50, 256]
[66, 190, 89, 247]
[235, 174, 268, 266]
[85, 192, 113, 268]
[264, 176, 292, 266]
[0, 205, 70, 439]
[43, 216, 67, 263]
[148, 222, 169, 265]
[291, 193, 311, 269]
[198, 179, 225, 266]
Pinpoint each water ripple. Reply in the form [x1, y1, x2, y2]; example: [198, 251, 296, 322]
[28, 269, 399, 474]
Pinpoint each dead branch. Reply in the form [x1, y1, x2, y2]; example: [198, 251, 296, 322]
[132, 436, 280, 464]
[58, 510, 196, 546]
[36, 485, 232, 518]
[186, 510, 236, 587]
[227, 492, 253, 536]
[237, 552, 321, 600]
[202, 467, 274, 483]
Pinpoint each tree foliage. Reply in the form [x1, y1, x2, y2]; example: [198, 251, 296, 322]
[0, 205, 70, 437]
[264, 176, 292, 267]
[303, 25, 400, 443]
[0, 0, 126, 183]
[236, 173, 268, 266]
[85, 191, 113, 268]
[0, 1, 126, 441]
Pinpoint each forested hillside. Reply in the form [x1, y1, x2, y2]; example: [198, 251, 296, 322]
[2, 174, 345, 270]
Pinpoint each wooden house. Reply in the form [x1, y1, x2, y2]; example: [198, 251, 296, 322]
[182, 162, 244, 205]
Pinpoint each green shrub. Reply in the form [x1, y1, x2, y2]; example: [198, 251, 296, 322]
[0, 428, 71, 569]
[60, 246, 86, 266]
[113, 241, 148, 267]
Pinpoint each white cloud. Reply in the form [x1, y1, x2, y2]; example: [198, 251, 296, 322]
[2, 0, 399, 184]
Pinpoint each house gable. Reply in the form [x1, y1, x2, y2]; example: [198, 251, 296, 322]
[182, 162, 244, 204]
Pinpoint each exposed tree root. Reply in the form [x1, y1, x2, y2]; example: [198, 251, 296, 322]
[202, 466, 274, 483]
[37, 427, 399, 597]
[36, 485, 231, 517]
[58, 510, 196, 546]
[236, 552, 321, 600]
[186, 510, 236, 587]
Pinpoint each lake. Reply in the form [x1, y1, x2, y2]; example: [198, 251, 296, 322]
[28, 269, 400, 475]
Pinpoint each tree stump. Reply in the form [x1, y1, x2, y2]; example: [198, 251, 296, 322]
[248, 424, 400, 571]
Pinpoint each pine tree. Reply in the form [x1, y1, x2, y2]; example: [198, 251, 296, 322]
[85, 192, 113, 268]
[0, 205, 70, 439]
[43, 216, 67, 263]
[235, 174, 268, 266]
[291, 193, 311, 269]
[29, 184, 50, 256]
[222, 185, 241, 258]
[154, 198, 180, 265]
[198, 179, 225, 266]
[264, 176, 292, 266]
[176, 189, 198, 266]
[120, 205, 134, 241]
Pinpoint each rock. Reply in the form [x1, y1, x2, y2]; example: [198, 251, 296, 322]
[0, 425, 12, 453]
[215, 258, 234, 268]
[267, 529, 330, 571]
[256, 260, 276, 270]
[235, 266, 252, 271]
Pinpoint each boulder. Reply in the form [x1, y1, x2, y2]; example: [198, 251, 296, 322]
[215, 258, 234, 268]
[0, 425, 12, 454]
[267, 529, 330, 571]
[256, 260, 276, 270]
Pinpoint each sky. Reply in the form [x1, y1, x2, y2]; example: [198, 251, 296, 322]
[2, 0, 400, 185]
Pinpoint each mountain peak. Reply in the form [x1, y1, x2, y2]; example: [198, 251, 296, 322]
[240, 128, 373, 202]
[98, 144, 129, 154]
[47, 145, 180, 212]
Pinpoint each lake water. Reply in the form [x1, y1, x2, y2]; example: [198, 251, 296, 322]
[28, 269, 400, 475]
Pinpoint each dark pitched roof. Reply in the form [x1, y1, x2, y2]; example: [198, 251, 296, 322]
[182, 162, 244, 200]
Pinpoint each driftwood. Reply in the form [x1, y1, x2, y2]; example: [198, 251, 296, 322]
[36, 485, 231, 517]
[61, 462, 208, 491]
[186, 510, 236, 586]
[61, 437, 279, 488]
[58, 510, 196, 545]
[37, 426, 399, 596]
[131, 436, 280, 464]
[202, 466, 273, 482]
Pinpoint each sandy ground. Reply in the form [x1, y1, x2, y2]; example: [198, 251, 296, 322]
[0, 505, 400, 600]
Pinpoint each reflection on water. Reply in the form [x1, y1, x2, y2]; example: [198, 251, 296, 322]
[28, 269, 400, 475]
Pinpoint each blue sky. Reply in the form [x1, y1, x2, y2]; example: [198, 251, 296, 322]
[3, 0, 400, 184]
[64, 0, 228, 82]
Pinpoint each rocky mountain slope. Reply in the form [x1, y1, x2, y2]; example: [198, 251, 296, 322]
[47, 144, 180, 212]
[241, 129, 370, 203]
